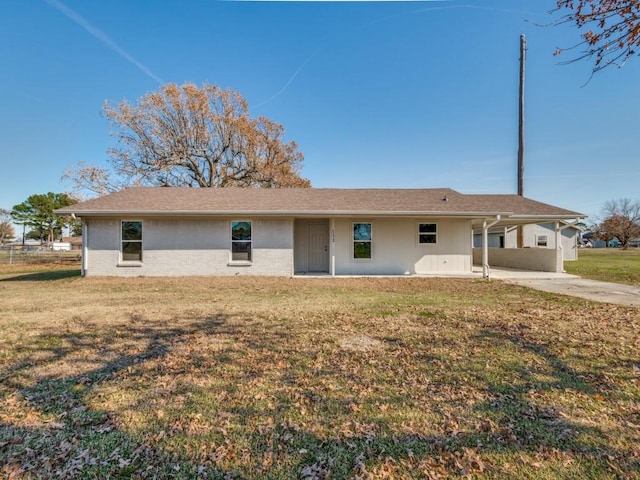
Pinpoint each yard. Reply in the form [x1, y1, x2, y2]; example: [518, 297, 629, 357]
[1, 265, 639, 479]
[564, 248, 640, 286]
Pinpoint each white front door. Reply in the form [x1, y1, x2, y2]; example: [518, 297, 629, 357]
[308, 224, 329, 272]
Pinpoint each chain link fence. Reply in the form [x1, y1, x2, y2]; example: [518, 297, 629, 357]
[0, 247, 81, 265]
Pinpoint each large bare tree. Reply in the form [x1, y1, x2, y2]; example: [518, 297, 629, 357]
[554, 0, 640, 74]
[596, 198, 640, 249]
[64, 83, 310, 197]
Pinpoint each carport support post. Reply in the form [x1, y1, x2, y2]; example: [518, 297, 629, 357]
[482, 220, 489, 278]
[482, 215, 501, 279]
[330, 218, 336, 277]
[81, 220, 88, 277]
[555, 221, 563, 272]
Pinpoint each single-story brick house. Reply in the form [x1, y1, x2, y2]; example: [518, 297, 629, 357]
[56, 187, 584, 277]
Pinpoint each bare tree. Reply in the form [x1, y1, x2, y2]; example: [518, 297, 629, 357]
[597, 198, 640, 249]
[554, 0, 640, 74]
[62, 161, 134, 198]
[64, 83, 310, 197]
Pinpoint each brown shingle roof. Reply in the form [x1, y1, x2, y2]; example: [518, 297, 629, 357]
[56, 187, 583, 219]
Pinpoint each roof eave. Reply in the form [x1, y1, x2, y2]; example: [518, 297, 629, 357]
[61, 209, 515, 218]
[507, 214, 586, 221]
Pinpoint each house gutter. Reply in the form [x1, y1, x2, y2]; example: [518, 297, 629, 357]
[58, 209, 514, 218]
[482, 215, 501, 279]
[504, 214, 586, 222]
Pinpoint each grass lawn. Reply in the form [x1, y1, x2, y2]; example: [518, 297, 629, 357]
[565, 248, 640, 286]
[1, 264, 639, 479]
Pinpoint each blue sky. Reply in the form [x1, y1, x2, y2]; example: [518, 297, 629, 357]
[1, 0, 638, 222]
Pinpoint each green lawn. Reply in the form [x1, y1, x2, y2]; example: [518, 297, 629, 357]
[1, 266, 639, 479]
[565, 248, 640, 285]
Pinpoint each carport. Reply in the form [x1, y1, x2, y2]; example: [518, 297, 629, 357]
[472, 216, 584, 279]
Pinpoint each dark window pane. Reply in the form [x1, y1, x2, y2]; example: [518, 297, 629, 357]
[354, 241, 371, 259]
[122, 221, 142, 241]
[232, 221, 251, 241]
[419, 223, 437, 233]
[353, 223, 371, 241]
[232, 241, 252, 261]
[122, 242, 142, 261]
[419, 234, 437, 244]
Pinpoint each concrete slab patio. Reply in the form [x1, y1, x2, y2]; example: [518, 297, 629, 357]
[482, 267, 578, 280]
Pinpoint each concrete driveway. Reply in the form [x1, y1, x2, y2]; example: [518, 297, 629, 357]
[486, 267, 640, 307]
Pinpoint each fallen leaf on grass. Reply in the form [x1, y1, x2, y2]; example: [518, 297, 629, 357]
[2, 464, 26, 480]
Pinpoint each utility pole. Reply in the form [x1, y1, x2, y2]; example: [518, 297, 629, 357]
[517, 34, 526, 248]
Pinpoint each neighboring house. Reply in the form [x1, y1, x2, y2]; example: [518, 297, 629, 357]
[472, 222, 582, 261]
[56, 187, 584, 278]
[4, 240, 44, 251]
[581, 231, 622, 248]
[61, 236, 83, 251]
[51, 242, 72, 251]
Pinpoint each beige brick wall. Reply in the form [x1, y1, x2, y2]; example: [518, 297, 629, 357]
[84, 217, 294, 277]
[332, 217, 472, 275]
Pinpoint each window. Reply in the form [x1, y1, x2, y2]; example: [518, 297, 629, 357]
[418, 223, 437, 244]
[536, 234, 548, 247]
[122, 221, 142, 262]
[353, 222, 372, 259]
[231, 221, 252, 262]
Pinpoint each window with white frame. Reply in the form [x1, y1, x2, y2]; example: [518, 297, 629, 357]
[353, 222, 372, 259]
[231, 221, 252, 262]
[121, 221, 143, 262]
[536, 234, 548, 247]
[418, 223, 437, 244]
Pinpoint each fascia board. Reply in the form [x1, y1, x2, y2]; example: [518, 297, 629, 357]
[507, 214, 587, 221]
[61, 210, 514, 218]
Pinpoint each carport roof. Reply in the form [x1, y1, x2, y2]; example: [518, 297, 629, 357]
[57, 187, 584, 222]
